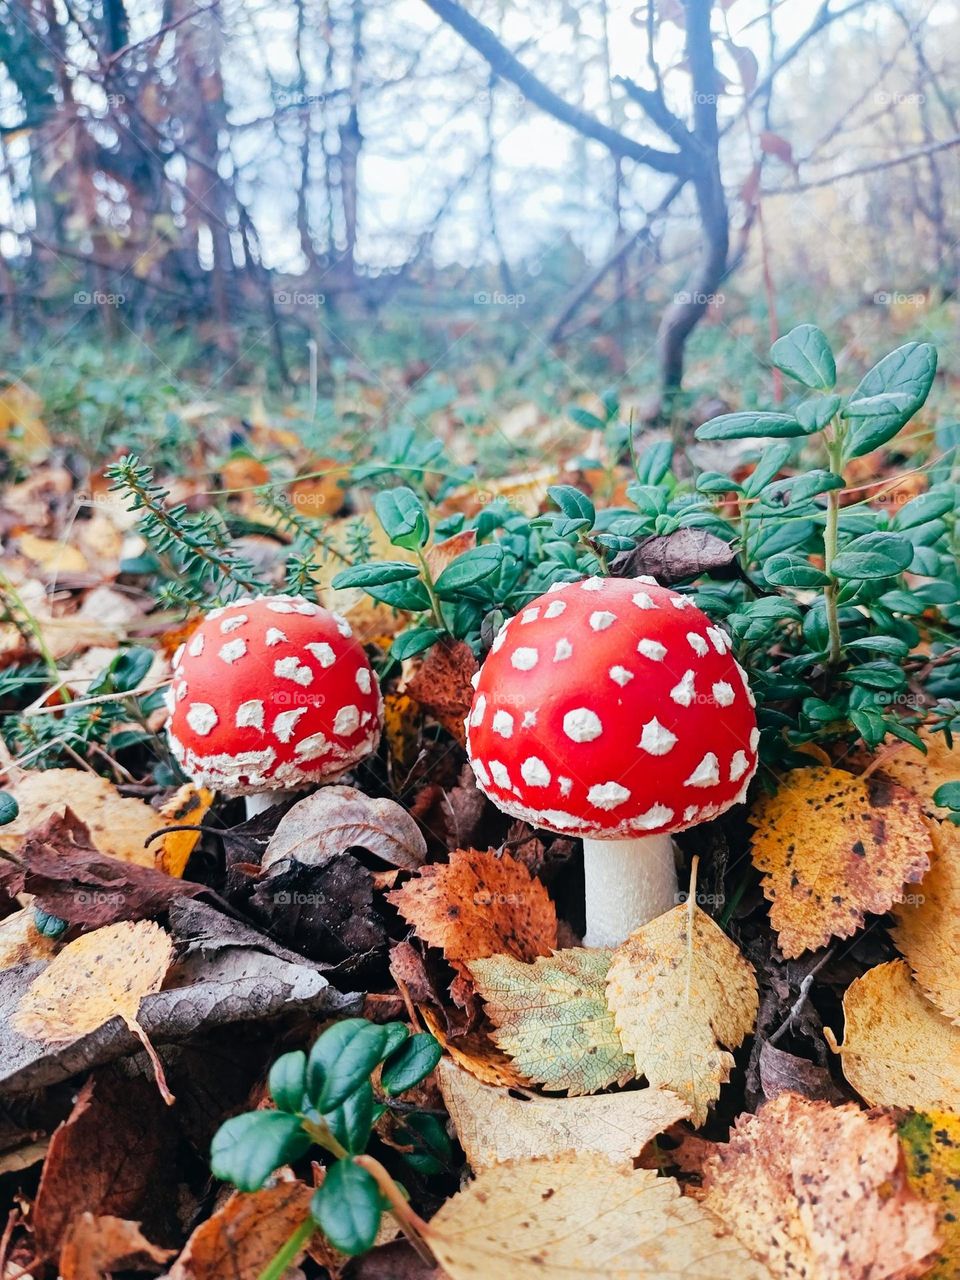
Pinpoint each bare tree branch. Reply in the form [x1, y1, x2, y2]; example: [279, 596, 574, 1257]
[419, 0, 690, 177]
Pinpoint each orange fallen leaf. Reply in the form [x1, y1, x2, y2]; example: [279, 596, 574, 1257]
[749, 766, 932, 957]
[156, 783, 215, 877]
[169, 1182, 315, 1280]
[60, 1213, 173, 1280]
[388, 848, 557, 1001]
[13, 921, 175, 1104]
[701, 1092, 940, 1280]
[879, 730, 959, 819]
[406, 639, 477, 747]
[420, 1006, 532, 1088]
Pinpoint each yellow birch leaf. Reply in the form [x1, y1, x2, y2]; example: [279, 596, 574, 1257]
[468, 948, 634, 1095]
[13, 921, 174, 1103]
[0, 770, 162, 868]
[893, 821, 960, 1023]
[899, 1109, 960, 1280]
[156, 783, 215, 877]
[825, 959, 960, 1111]
[879, 730, 959, 818]
[437, 1058, 689, 1170]
[423, 1152, 770, 1280]
[749, 766, 932, 958]
[701, 1092, 940, 1280]
[606, 901, 758, 1125]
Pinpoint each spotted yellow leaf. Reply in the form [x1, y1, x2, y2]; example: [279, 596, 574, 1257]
[899, 1109, 960, 1279]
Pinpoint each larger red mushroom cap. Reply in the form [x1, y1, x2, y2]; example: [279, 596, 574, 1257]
[166, 594, 382, 795]
[465, 575, 758, 838]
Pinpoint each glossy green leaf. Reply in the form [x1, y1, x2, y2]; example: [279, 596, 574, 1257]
[770, 324, 836, 389]
[311, 1159, 382, 1256]
[308, 1019, 389, 1112]
[0, 793, 19, 826]
[434, 545, 504, 596]
[695, 411, 808, 441]
[842, 342, 937, 458]
[832, 531, 914, 580]
[547, 484, 595, 524]
[322, 1081, 376, 1154]
[390, 627, 446, 660]
[210, 1111, 310, 1192]
[332, 561, 421, 589]
[380, 1033, 443, 1096]
[763, 552, 830, 588]
[269, 1050, 307, 1113]
[375, 487, 429, 549]
[795, 394, 842, 433]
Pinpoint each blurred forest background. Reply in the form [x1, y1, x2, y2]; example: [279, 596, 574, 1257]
[0, 0, 957, 435]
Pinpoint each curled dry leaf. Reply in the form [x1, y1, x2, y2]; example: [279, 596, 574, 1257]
[169, 1182, 314, 1280]
[0, 908, 57, 972]
[437, 1058, 689, 1170]
[701, 1092, 940, 1280]
[468, 948, 634, 1096]
[610, 527, 737, 583]
[262, 783, 426, 872]
[899, 1110, 960, 1280]
[423, 1151, 770, 1280]
[749, 766, 932, 958]
[13, 921, 175, 1104]
[0, 769, 167, 868]
[825, 959, 960, 1111]
[155, 783, 215, 877]
[893, 821, 960, 1023]
[606, 901, 758, 1125]
[59, 1214, 173, 1280]
[388, 848, 557, 981]
[877, 730, 958, 818]
[406, 638, 477, 747]
[419, 1006, 532, 1089]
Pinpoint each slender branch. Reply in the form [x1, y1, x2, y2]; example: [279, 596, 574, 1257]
[419, 0, 689, 176]
[765, 133, 960, 193]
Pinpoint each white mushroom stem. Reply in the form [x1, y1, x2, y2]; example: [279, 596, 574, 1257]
[582, 834, 679, 947]
[244, 789, 301, 819]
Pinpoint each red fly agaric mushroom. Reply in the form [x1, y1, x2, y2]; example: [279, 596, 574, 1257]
[465, 575, 758, 946]
[165, 595, 382, 815]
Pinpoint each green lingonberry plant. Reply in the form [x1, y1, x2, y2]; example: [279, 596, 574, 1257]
[336, 323, 960, 777]
[210, 1019, 443, 1272]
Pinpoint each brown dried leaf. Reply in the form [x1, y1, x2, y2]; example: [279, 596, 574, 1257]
[388, 848, 557, 978]
[610, 527, 736, 583]
[169, 1182, 314, 1280]
[262, 784, 426, 872]
[424, 1152, 770, 1279]
[60, 1214, 173, 1280]
[701, 1092, 940, 1280]
[437, 1058, 689, 1170]
[0, 769, 165, 867]
[749, 766, 932, 958]
[420, 1007, 532, 1088]
[407, 639, 478, 747]
[825, 959, 960, 1111]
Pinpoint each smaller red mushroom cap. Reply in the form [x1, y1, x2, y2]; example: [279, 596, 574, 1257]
[165, 594, 382, 795]
[465, 575, 758, 838]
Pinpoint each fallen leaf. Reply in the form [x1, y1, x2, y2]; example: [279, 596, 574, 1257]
[407, 639, 477, 747]
[383, 691, 421, 770]
[878, 731, 958, 818]
[17, 533, 88, 576]
[7, 808, 209, 927]
[169, 1182, 315, 1280]
[13, 921, 174, 1103]
[388, 848, 557, 996]
[701, 1092, 940, 1280]
[250, 853, 386, 969]
[420, 1007, 531, 1089]
[610, 527, 737, 582]
[757, 1041, 845, 1105]
[468, 948, 634, 1095]
[0, 907, 57, 971]
[60, 1214, 173, 1280]
[899, 1110, 960, 1280]
[749, 766, 932, 958]
[606, 900, 758, 1125]
[825, 959, 960, 1110]
[425, 528, 476, 577]
[0, 941, 354, 1097]
[437, 1058, 688, 1169]
[893, 821, 960, 1023]
[0, 769, 165, 868]
[156, 783, 215, 877]
[262, 784, 426, 872]
[0, 379, 50, 460]
[423, 1151, 769, 1279]
[33, 1069, 179, 1259]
